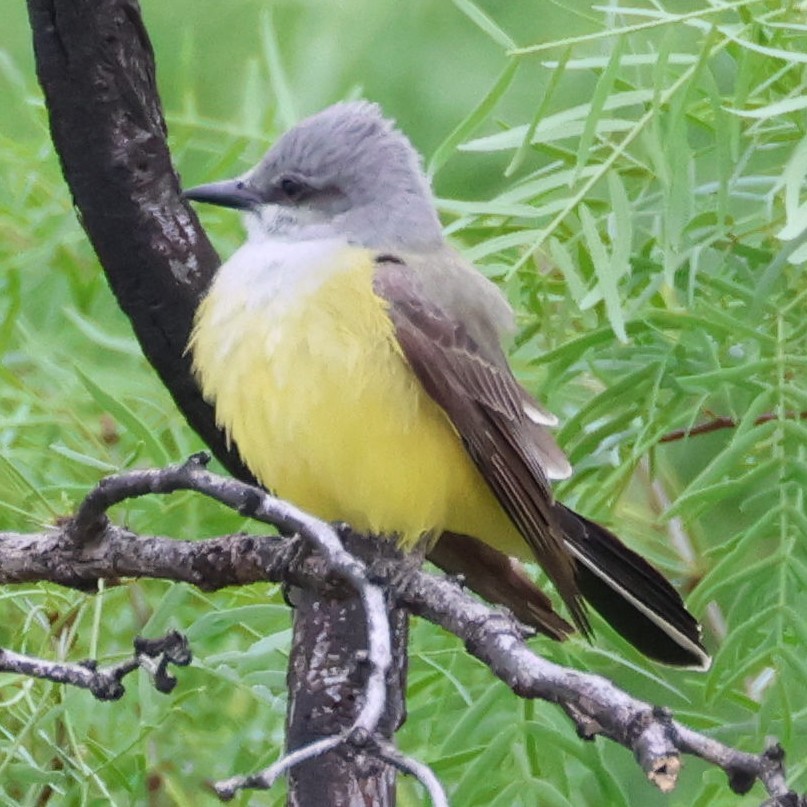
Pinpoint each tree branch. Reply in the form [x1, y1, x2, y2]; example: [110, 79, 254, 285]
[0, 462, 803, 806]
[75, 454, 394, 799]
[397, 569, 804, 805]
[69, 453, 394, 749]
[0, 631, 190, 700]
[26, 0, 249, 482]
[660, 410, 807, 443]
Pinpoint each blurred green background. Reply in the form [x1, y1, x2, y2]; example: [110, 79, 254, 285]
[1, 0, 806, 805]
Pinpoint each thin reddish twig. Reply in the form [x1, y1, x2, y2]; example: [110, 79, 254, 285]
[660, 411, 807, 443]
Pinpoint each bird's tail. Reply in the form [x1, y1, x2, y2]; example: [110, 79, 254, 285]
[555, 505, 710, 669]
[429, 532, 573, 641]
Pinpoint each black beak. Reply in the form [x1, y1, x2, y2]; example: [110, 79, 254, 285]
[183, 178, 263, 211]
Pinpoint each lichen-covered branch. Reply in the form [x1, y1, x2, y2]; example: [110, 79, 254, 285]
[396, 569, 804, 806]
[0, 461, 803, 806]
[0, 632, 190, 700]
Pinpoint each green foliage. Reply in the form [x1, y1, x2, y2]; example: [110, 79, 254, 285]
[1, 0, 806, 804]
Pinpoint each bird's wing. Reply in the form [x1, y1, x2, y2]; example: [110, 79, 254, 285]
[373, 254, 589, 633]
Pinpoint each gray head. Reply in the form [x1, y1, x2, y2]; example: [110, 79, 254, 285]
[185, 101, 444, 251]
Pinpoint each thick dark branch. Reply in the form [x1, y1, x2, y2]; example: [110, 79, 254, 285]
[27, 0, 249, 482]
[0, 631, 190, 700]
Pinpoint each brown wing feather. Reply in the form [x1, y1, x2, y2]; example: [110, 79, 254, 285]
[374, 257, 589, 633]
[428, 532, 574, 640]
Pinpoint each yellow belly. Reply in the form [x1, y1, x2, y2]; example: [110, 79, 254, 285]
[190, 244, 524, 555]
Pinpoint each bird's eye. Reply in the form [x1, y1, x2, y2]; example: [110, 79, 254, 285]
[279, 177, 306, 201]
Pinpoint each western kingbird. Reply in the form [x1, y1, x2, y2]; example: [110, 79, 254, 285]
[186, 101, 709, 668]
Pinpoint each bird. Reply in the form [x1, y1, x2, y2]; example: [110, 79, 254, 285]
[185, 101, 709, 669]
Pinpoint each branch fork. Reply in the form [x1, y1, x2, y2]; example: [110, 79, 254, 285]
[0, 459, 804, 806]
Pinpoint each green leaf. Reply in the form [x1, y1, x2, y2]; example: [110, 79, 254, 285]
[506, 47, 572, 176]
[705, 643, 775, 704]
[429, 59, 520, 176]
[259, 12, 297, 130]
[186, 605, 289, 642]
[575, 39, 624, 181]
[48, 443, 119, 472]
[76, 368, 170, 466]
[579, 203, 627, 342]
[462, 90, 653, 152]
[63, 308, 142, 355]
[724, 95, 807, 119]
[690, 547, 785, 614]
[548, 237, 588, 305]
[777, 133, 807, 242]
[450, 0, 516, 49]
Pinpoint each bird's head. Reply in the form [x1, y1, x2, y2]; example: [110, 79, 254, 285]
[185, 101, 443, 250]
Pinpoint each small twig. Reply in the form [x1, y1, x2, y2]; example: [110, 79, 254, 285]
[215, 734, 450, 806]
[659, 410, 807, 443]
[69, 452, 301, 542]
[675, 730, 794, 801]
[376, 740, 450, 807]
[214, 736, 342, 801]
[0, 630, 190, 700]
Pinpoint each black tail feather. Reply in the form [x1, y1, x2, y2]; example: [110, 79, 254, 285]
[555, 505, 710, 669]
